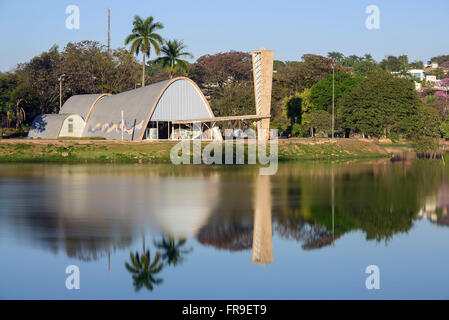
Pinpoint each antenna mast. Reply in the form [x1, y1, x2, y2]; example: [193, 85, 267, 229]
[108, 8, 111, 56]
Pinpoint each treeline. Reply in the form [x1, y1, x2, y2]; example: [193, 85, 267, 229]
[270, 52, 449, 152]
[1, 41, 449, 151]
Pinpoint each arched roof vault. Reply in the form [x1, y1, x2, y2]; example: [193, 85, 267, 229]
[83, 77, 215, 141]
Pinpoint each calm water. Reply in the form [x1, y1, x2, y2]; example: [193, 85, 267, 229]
[0, 160, 449, 299]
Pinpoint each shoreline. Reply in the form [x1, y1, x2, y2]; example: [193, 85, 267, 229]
[0, 138, 392, 163]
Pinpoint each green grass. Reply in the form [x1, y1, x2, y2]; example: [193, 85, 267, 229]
[0, 139, 390, 163]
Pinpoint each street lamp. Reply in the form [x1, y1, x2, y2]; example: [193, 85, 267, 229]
[331, 64, 335, 138]
[58, 74, 66, 111]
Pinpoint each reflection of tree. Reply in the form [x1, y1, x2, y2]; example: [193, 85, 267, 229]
[275, 219, 338, 250]
[125, 249, 164, 292]
[196, 170, 257, 251]
[274, 160, 445, 245]
[154, 236, 193, 266]
[197, 222, 253, 251]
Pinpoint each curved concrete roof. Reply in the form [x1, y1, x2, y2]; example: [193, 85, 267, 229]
[83, 77, 214, 141]
[28, 114, 72, 139]
[59, 93, 110, 120]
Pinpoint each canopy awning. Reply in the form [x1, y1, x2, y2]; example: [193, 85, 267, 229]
[171, 114, 271, 124]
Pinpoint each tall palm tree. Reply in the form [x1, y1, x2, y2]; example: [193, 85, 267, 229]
[154, 40, 193, 79]
[125, 249, 164, 292]
[124, 15, 164, 87]
[154, 236, 193, 266]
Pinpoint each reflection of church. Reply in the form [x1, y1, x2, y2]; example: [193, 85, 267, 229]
[418, 180, 449, 226]
[252, 175, 274, 266]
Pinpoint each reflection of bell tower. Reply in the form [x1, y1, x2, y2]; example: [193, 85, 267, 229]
[252, 47, 274, 141]
[252, 175, 273, 266]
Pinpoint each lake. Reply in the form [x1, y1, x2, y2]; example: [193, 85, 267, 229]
[0, 160, 448, 299]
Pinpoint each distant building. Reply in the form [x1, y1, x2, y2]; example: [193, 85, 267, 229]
[415, 82, 422, 91]
[425, 75, 438, 84]
[408, 69, 425, 81]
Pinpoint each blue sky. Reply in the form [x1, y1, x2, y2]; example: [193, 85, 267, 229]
[0, 0, 448, 72]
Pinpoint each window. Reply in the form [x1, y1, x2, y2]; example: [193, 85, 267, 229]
[68, 118, 73, 133]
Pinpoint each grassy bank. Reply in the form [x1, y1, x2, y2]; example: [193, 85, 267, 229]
[0, 138, 390, 163]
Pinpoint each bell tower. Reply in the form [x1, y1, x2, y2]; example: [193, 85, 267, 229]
[252, 47, 274, 140]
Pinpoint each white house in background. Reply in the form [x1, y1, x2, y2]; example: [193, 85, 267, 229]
[425, 75, 438, 84]
[415, 82, 422, 91]
[408, 69, 426, 81]
[425, 62, 439, 69]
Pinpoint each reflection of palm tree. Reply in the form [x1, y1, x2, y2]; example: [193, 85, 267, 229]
[154, 236, 192, 266]
[125, 248, 164, 292]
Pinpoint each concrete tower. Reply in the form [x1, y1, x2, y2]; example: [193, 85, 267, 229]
[252, 47, 274, 140]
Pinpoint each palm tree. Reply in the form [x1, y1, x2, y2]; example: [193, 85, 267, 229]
[154, 40, 193, 79]
[125, 249, 164, 292]
[327, 51, 344, 64]
[363, 53, 374, 62]
[124, 15, 164, 87]
[154, 236, 193, 266]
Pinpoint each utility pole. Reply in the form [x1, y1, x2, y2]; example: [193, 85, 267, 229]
[332, 62, 335, 139]
[107, 8, 111, 56]
[121, 110, 124, 141]
[58, 74, 65, 111]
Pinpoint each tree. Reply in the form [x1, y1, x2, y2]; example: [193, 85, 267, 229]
[299, 54, 341, 89]
[303, 110, 332, 137]
[425, 91, 449, 120]
[154, 40, 193, 79]
[1, 41, 142, 128]
[440, 115, 449, 139]
[409, 61, 424, 69]
[410, 104, 441, 154]
[124, 15, 164, 87]
[281, 92, 302, 125]
[273, 55, 342, 98]
[125, 249, 164, 291]
[309, 72, 362, 113]
[189, 51, 252, 94]
[380, 55, 409, 72]
[16, 45, 61, 114]
[297, 88, 313, 113]
[352, 59, 379, 76]
[273, 61, 305, 96]
[154, 236, 192, 266]
[428, 68, 445, 80]
[340, 70, 421, 138]
[210, 83, 254, 117]
[430, 55, 449, 65]
[327, 52, 345, 64]
[279, 92, 303, 136]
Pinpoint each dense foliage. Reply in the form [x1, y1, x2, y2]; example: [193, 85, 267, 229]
[309, 72, 362, 113]
[339, 70, 422, 138]
[0, 41, 141, 128]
